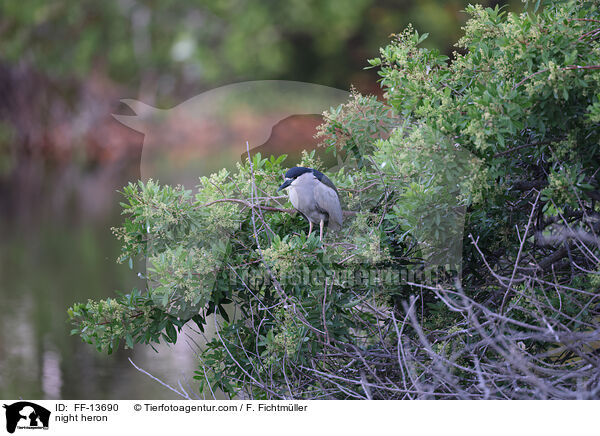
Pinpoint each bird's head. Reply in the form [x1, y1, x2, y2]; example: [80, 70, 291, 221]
[277, 166, 315, 191]
[277, 166, 339, 196]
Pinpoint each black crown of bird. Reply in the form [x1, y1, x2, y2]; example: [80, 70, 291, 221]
[277, 166, 343, 241]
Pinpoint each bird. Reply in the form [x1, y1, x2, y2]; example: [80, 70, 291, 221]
[277, 166, 343, 241]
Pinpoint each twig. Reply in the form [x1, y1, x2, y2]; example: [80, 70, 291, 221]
[128, 358, 192, 399]
[568, 18, 600, 24]
[198, 197, 295, 214]
[500, 191, 541, 315]
[513, 64, 600, 90]
[197, 197, 357, 216]
[492, 140, 553, 158]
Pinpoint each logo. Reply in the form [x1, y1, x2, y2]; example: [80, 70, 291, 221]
[3, 402, 50, 434]
[113, 80, 350, 188]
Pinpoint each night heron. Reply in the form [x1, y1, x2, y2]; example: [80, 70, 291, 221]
[277, 166, 343, 241]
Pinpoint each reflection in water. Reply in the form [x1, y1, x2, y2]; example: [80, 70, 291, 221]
[1, 294, 39, 397]
[42, 345, 62, 399]
[0, 163, 205, 399]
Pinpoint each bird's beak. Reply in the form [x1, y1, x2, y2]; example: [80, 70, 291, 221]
[277, 179, 292, 192]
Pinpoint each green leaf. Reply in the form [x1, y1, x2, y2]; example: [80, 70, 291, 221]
[165, 323, 177, 343]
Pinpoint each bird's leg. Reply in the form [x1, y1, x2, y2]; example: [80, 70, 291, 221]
[319, 220, 324, 241]
[308, 221, 313, 238]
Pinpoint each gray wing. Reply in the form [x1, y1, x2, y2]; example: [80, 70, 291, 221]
[314, 183, 343, 230]
[318, 174, 339, 195]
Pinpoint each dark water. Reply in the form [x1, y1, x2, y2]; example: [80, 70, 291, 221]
[0, 163, 203, 400]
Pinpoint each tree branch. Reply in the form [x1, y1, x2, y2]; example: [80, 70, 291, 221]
[513, 64, 600, 90]
[493, 140, 553, 158]
[197, 197, 357, 216]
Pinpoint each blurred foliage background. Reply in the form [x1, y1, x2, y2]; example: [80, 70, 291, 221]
[1, 0, 521, 99]
[0, 0, 521, 399]
[0, 0, 521, 205]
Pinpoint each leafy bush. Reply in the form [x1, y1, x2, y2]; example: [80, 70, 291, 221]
[70, 0, 600, 399]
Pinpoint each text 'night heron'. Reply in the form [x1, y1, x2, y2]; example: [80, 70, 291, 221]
[277, 166, 343, 241]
